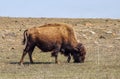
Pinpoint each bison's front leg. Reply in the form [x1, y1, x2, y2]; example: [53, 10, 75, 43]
[55, 54, 58, 64]
[51, 51, 59, 64]
[51, 45, 61, 64]
[67, 54, 71, 63]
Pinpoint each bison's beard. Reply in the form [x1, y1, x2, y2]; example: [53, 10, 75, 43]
[72, 54, 84, 63]
[73, 56, 81, 63]
[73, 55, 85, 63]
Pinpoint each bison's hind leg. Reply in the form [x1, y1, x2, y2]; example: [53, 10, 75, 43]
[19, 45, 29, 65]
[28, 45, 35, 64]
[19, 43, 35, 65]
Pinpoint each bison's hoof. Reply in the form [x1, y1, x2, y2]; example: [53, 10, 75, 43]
[55, 61, 60, 64]
[19, 62, 24, 66]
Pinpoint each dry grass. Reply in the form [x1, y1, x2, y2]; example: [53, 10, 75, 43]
[0, 17, 120, 79]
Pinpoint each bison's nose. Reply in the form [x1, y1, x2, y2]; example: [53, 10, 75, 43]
[73, 57, 83, 63]
[73, 60, 81, 63]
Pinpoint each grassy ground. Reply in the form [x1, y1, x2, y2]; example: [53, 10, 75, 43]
[0, 17, 120, 79]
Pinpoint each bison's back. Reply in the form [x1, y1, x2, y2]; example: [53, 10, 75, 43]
[37, 23, 73, 36]
[28, 23, 78, 47]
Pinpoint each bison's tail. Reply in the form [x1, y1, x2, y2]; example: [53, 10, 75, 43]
[22, 30, 28, 45]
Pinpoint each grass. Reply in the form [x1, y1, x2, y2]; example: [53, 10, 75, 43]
[0, 17, 120, 79]
[0, 44, 119, 79]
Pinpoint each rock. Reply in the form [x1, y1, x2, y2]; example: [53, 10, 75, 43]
[99, 35, 106, 39]
[2, 34, 5, 39]
[6, 57, 10, 59]
[94, 41, 99, 45]
[15, 20, 18, 23]
[115, 37, 120, 40]
[11, 47, 15, 50]
[5, 32, 16, 37]
[82, 34, 88, 39]
[105, 30, 113, 34]
[89, 30, 96, 35]
[107, 45, 114, 48]
[85, 22, 92, 26]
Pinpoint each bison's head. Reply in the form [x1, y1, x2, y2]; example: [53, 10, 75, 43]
[72, 43, 86, 63]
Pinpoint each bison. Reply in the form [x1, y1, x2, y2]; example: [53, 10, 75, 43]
[19, 23, 86, 65]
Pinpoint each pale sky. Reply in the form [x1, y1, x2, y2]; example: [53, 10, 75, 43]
[0, 0, 120, 18]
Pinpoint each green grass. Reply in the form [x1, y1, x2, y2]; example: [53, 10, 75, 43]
[0, 47, 119, 79]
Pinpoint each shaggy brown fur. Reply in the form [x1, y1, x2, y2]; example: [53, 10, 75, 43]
[19, 23, 86, 64]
